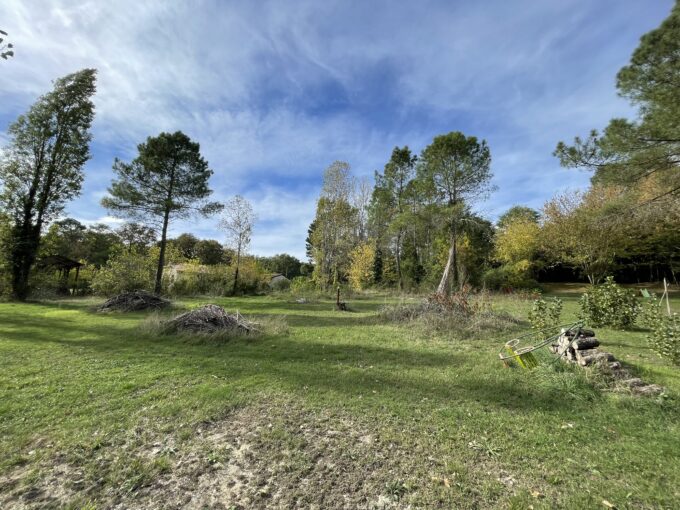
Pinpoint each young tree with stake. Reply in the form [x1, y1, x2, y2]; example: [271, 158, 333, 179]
[101, 131, 222, 294]
[219, 195, 256, 294]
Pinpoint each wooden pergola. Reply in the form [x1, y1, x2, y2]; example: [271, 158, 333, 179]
[37, 255, 84, 293]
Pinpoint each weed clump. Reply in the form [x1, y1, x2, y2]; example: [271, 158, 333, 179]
[380, 288, 522, 338]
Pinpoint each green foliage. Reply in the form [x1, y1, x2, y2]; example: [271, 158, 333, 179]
[418, 131, 494, 292]
[348, 242, 376, 291]
[648, 313, 680, 366]
[555, 2, 680, 191]
[579, 277, 640, 329]
[310, 162, 359, 288]
[481, 266, 538, 291]
[528, 297, 563, 333]
[101, 131, 222, 293]
[42, 218, 122, 268]
[91, 249, 155, 296]
[165, 259, 268, 297]
[641, 296, 680, 366]
[194, 239, 225, 265]
[171, 233, 199, 259]
[290, 276, 316, 295]
[116, 222, 157, 253]
[0, 29, 14, 60]
[496, 206, 539, 229]
[258, 253, 302, 279]
[0, 68, 97, 299]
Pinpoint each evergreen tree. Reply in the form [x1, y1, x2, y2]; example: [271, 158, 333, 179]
[101, 131, 221, 294]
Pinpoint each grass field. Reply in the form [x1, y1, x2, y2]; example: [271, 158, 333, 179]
[0, 291, 678, 509]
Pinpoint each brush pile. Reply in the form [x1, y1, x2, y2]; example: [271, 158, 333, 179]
[163, 304, 258, 335]
[99, 290, 170, 312]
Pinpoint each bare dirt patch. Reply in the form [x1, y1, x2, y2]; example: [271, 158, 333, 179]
[0, 402, 428, 509]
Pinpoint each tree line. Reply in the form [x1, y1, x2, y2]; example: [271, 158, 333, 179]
[307, 2, 680, 291]
[1, 1, 678, 299]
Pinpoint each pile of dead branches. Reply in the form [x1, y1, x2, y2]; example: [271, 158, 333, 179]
[99, 290, 170, 312]
[163, 304, 259, 335]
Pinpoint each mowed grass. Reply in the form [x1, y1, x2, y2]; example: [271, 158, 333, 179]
[0, 291, 679, 508]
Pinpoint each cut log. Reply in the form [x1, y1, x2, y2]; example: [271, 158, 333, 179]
[556, 335, 573, 356]
[576, 350, 615, 366]
[572, 337, 600, 350]
[563, 328, 595, 338]
[574, 348, 596, 361]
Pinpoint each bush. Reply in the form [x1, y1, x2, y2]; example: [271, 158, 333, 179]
[528, 297, 563, 333]
[648, 313, 680, 366]
[481, 266, 538, 291]
[269, 277, 291, 292]
[164, 261, 269, 297]
[290, 276, 316, 295]
[92, 249, 155, 296]
[578, 277, 640, 329]
[641, 297, 679, 365]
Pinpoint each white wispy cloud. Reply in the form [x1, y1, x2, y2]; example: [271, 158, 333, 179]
[0, 0, 674, 257]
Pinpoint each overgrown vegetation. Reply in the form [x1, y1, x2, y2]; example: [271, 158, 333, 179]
[379, 289, 522, 338]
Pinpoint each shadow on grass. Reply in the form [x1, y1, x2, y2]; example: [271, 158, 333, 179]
[0, 307, 618, 415]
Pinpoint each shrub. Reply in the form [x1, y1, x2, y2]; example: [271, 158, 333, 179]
[290, 276, 316, 295]
[269, 276, 291, 292]
[578, 277, 640, 329]
[91, 249, 156, 296]
[481, 266, 538, 291]
[528, 297, 563, 333]
[642, 297, 679, 365]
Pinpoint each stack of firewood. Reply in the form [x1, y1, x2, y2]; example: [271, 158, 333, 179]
[551, 328, 664, 396]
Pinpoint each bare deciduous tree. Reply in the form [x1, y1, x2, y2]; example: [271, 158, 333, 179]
[219, 195, 256, 294]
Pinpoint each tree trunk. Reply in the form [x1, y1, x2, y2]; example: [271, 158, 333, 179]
[437, 235, 456, 295]
[154, 208, 171, 295]
[395, 231, 403, 291]
[10, 223, 40, 301]
[232, 243, 241, 295]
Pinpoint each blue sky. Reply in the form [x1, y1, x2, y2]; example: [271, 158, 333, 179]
[0, 0, 674, 258]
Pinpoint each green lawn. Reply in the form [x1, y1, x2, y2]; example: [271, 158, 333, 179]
[0, 292, 678, 509]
